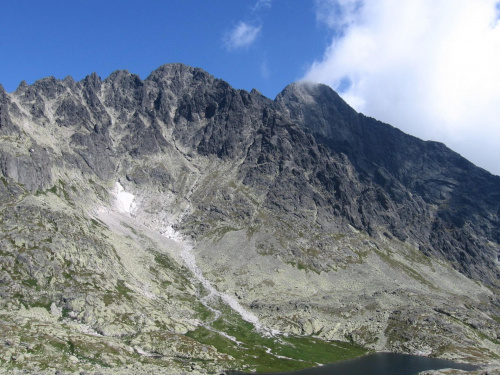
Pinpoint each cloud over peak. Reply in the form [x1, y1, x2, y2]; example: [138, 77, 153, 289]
[305, 0, 500, 175]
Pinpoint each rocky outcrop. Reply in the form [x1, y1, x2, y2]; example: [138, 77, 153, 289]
[0, 84, 19, 135]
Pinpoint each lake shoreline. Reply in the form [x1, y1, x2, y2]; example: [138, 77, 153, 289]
[225, 352, 482, 375]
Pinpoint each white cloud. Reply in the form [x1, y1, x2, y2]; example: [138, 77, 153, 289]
[314, 0, 363, 30]
[253, 0, 272, 12]
[261, 59, 270, 79]
[224, 22, 261, 50]
[304, 0, 500, 176]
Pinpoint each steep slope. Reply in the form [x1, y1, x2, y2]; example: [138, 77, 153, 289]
[0, 64, 499, 374]
[276, 82, 500, 285]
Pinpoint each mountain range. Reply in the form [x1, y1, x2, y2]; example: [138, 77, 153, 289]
[0, 63, 499, 374]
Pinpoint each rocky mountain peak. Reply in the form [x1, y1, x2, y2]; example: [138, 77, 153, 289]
[0, 82, 7, 98]
[104, 69, 142, 89]
[0, 84, 18, 136]
[145, 63, 218, 99]
[147, 62, 192, 77]
[13, 80, 29, 96]
[276, 81, 336, 101]
[81, 72, 101, 91]
[0, 63, 499, 373]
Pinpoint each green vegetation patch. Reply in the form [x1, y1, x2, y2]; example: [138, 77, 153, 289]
[187, 309, 367, 373]
[116, 280, 133, 300]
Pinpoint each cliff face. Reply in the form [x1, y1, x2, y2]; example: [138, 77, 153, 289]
[0, 64, 499, 373]
[276, 82, 500, 284]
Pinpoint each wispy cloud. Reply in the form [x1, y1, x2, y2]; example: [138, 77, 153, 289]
[260, 59, 270, 79]
[304, 0, 500, 175]
[224, 22, 262, 50]
[253, 0, 272, 12]
[314, 0, 363, 31]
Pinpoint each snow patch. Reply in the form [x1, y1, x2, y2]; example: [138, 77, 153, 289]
[113, 182, 136, 214]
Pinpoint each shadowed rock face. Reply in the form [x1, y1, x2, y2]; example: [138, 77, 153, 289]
[0, 64, 499, 372]
[276, 82, 500, 284]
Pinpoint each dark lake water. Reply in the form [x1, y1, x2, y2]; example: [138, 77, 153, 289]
[228, 353, 479, 375]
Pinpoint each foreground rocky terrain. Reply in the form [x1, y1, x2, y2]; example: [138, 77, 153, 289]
[418, 367, 500, 375]
[0, 63, 499, 374]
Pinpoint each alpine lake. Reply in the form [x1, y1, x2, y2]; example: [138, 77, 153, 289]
[227, 352, 479, 375]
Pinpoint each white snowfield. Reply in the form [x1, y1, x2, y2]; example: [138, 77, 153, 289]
[113, 182, 136, 214]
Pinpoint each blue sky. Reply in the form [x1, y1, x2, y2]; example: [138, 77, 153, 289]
[1, 0, 500, 176]
[0, 1, 329, 98]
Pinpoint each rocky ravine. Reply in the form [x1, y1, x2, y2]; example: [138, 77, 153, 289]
[0, 63, 499, 374]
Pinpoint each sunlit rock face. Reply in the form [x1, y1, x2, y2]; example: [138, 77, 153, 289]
[0, 64, 499, 374]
